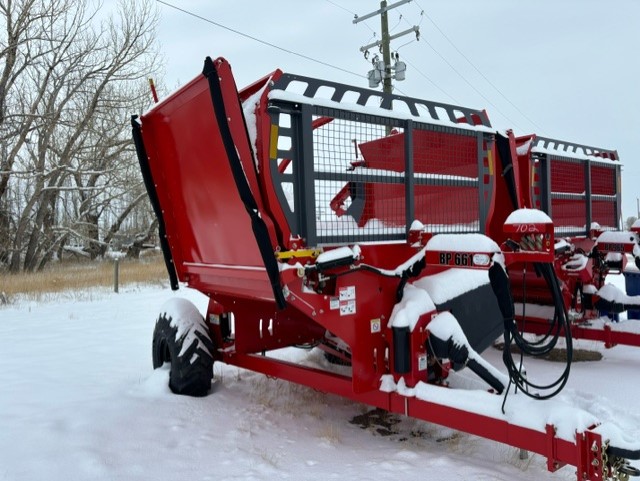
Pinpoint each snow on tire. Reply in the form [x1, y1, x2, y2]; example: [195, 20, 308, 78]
[152, 298, 215, 397]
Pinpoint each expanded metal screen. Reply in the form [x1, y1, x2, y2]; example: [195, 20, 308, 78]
[549, 158, 588, 235]
[531, 137, 621, 236]
[268, 100, 490, 246]
[590, 163, 619, 229]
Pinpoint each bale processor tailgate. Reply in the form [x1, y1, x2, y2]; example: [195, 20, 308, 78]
[133, 58, 281, 302]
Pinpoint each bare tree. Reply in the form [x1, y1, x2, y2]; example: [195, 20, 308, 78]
[0, 0, 161, 272]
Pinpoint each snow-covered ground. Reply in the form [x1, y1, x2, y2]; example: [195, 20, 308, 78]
[1, 278, 640, 481]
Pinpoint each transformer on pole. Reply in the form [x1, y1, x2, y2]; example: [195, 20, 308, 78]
[354, 0, 419, 95]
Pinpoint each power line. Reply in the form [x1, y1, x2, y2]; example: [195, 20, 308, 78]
[388, 13, 404, 35]
[418, 36, 524, 130]
[413, 1, 545, 133]
[394, 9, 525, 131]
[401, 58, 460, 104]
[157, 0, 514, 125]
[324, 0, 355, 15]
[395, 38, 416, 52]
[156, 0, 364, 80]
[325, 0, 378, 36]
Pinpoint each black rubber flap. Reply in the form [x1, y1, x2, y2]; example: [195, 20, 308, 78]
[435, 283, 504, 354]
[202, 57, 286, 309]
[131, 116, 179, 291]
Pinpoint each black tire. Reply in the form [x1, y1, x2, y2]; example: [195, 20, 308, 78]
[152, 299, 215, 397]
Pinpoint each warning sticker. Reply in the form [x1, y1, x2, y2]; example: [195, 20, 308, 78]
[339, 300, 356, 316]
[418, 354, 428, 371]
[370, 318, 381, 333]
[338, 286, 356, 316]
[339, 286, 356, 301]
[329, 297, 340, 310]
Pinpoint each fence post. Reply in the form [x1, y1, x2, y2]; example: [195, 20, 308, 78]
[114, 258, 119, 293]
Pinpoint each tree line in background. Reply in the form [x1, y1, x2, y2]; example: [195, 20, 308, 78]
[0, 0, 161, 272]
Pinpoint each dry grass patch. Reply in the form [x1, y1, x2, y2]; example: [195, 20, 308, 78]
[0, 254, 167, 302]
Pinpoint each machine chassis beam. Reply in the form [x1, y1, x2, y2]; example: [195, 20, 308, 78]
[228, 352, 605, 481]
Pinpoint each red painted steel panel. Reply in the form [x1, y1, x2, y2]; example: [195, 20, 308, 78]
[139, 61, 275, 300]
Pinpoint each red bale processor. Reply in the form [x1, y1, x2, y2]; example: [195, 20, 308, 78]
[498, 134, 640, 349]
[132, 56, 640, 480]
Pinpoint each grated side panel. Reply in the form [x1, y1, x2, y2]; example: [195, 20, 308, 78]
[549, 158, 587, 235]
[268, 102, 486, 246]
[591, 164, 616, 196]
[312, 116, 481, 243]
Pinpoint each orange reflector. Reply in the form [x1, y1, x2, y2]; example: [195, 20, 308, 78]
[269, 125, 279, 160]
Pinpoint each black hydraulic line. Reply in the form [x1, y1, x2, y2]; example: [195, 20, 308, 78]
[306, 261, 420, 281]
[202, 57, 286, 310]
[510, 262, 560, 351]
[488, 262, 515, 320]
[490, 261, 573, 400]
[607, 446, 640, 464]
[507, 264, 562, 356]
[305, 259, 425, 304]
[512, 265, 572, 396]
[131, 116, 179, 291]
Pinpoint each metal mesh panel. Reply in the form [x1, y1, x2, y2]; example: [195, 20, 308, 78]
[550, 158, 586, 234]
[550, 159, 585, 194]
[312, 114, 482, 244]
[269, 101, 485, 245]
[552, 200, 587, 235]
[590, 163, 618, 229]
[530, 137, 620, 236]
[592, 200, 618, 229]
[313, 117, 407, 242]
[545, 159, 619, 234]
[412, 128, 479, 232]
[591, 163, 616, 195]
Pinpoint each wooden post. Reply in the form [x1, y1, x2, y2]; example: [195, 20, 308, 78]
[114, 258, 119, 293]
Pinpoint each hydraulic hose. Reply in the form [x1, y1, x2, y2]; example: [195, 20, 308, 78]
[490, 261, 573, 400]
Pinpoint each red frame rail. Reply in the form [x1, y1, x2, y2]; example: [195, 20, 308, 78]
[228, 352, 607, 481]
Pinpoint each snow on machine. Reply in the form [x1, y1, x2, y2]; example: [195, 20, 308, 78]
[132, 56, 640, 480]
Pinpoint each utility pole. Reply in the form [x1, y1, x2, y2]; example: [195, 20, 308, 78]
[379, 1, 393, 96]
[354, 0, 419, 97]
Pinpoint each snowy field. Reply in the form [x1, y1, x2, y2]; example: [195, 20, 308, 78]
[2, 278, 640, 481]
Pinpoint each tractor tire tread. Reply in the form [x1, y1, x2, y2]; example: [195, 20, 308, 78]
[152, 312, 214, 397]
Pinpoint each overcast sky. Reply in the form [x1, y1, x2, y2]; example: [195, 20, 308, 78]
[151, 0, 640, 218]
